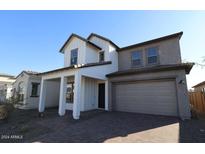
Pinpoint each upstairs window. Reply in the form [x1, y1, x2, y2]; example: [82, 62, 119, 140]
[99, 51, 105, 62]
[31, 82, 39, 97]
[70, 48, 78, 65]
[131, 51, 142, 66]
[147, 47, 158, 64]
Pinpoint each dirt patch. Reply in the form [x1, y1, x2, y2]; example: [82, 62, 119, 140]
[0, 108, 205, 143]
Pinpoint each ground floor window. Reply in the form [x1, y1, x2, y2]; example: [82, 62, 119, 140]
[66, 82, 74, 103]
[18, 81, 24, 101]
[31, 82, 40, 97]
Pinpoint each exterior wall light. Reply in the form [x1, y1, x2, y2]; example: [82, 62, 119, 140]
[179, 80, 185, 84]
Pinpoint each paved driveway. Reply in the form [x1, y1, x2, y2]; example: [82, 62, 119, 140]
[0, 108, 205, 143]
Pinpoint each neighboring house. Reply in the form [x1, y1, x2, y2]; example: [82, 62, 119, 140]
[38, 32, 194, 120]
[0, 73, 15, 102]
[192, 81, 205, 92]
[12, 71, 42, 109]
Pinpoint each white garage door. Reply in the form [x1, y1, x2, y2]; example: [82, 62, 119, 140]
[113, 80, 178, 116]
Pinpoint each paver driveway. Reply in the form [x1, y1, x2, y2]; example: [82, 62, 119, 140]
[0, 108, 205, 143]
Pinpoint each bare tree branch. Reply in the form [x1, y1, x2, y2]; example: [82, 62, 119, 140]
[183, 56, 205, 69]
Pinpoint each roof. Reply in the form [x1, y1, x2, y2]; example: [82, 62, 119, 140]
[59, 33, 102, 53]
[39, 61, 112, 75]
[15, 70, 40, 79]
[87, 33, 120, 49]
[192, 81, 205, 88]
[106, 63, 194, 78]
[117, 32, 183, 52]
[0, 73, 15, 78]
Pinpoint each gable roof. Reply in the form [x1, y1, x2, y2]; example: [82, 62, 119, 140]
[87, 33, 120, 49]
[39, 61, 112, 75]
[117, 32, 183, 52]
[192, 81, 205, 88]
[59, 33, 102, 53]
[15, 70, 40, 79]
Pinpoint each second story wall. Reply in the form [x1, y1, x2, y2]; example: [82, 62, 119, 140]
[89, 36, 118, 67]
[64, 37, 86, 67]
[85, 46, 99, 64]
[89, 36, 110, 61]
[118, 37, 182, 71]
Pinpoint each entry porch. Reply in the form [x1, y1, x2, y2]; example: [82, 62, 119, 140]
[38, 69, 108, 119]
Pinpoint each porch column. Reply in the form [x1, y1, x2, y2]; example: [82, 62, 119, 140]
[39, 79, 46, 112]
[73, 72, 82, 119]
[105, 80, 109, 111]
[58, 76, 67, 116]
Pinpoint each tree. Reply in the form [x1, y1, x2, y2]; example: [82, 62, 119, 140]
[183, 56, 205, 69]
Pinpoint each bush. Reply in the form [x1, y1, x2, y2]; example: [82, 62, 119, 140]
[0, 103, 14, 120]
[0, 105, 8, 120]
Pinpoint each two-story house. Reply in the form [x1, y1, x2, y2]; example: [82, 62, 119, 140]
[38, 32, 194, 120]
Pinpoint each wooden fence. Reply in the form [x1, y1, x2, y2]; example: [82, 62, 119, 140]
[189, 91, 205, 115]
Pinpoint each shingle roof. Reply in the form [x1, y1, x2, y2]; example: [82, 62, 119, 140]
[59, 33, 102, 53]
[87, 33, 120, 49]
[117, 32, 183, 52]
[0, 73, 15, 78]
[15, 70, 40, 79]
[192, 81, 205, 88]
[106, 63, 194, 77]
[39, 61, 112, 75]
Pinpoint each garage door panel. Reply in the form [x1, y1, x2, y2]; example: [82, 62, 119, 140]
[113, 80, 178, 116]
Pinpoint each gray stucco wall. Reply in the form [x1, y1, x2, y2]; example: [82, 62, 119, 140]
[108, 69, 191, 119]
[118, 38, 182, 71]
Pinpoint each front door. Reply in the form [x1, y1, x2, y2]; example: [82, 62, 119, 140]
[98, 83, 105, 109]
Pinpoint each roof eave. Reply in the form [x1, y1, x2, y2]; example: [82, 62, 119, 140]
[59, 33, 102, 53]
[87, 33, 120, 49]
[192, 81, 205, 88]
[117, 31, 183, 52]
[106, 63, 194, 78]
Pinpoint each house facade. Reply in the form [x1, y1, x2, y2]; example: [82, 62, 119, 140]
[192, 81, 205, 92]
[38, 32, 194, 120]
[0, 73, 15, 102]
[12, 71, 42, 109]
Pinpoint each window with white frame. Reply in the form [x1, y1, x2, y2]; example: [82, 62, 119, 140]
[70, 48, 78, 65]
[131, 51, 142, 66]
[147, 47, 158, 64]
